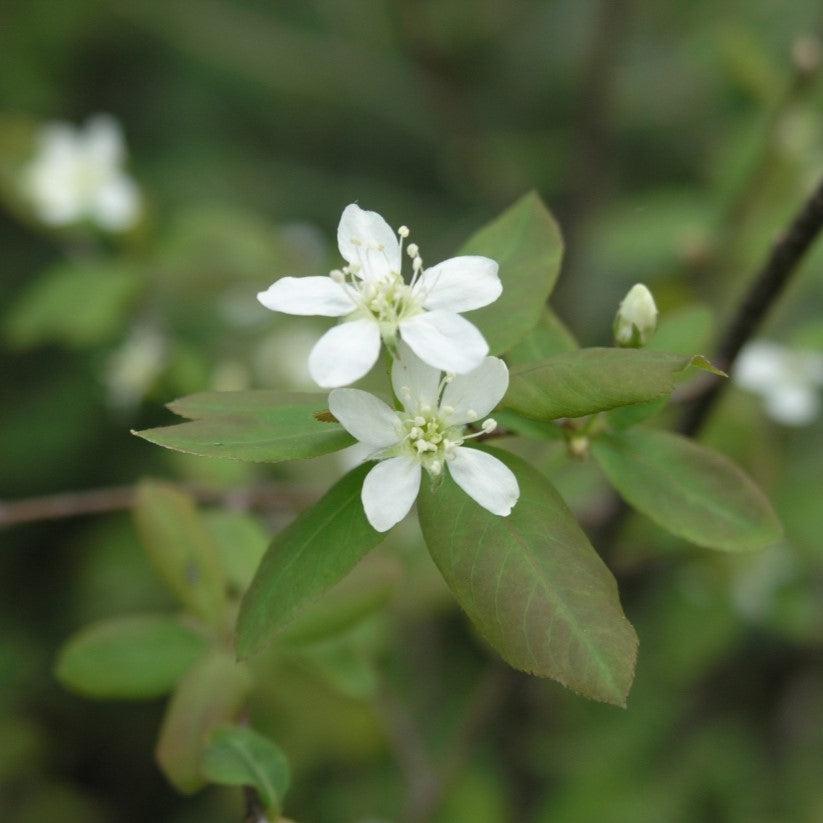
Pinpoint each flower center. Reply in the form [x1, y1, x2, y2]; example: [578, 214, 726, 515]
[399, 411, 463, 476]
[360, 273, 421, 329]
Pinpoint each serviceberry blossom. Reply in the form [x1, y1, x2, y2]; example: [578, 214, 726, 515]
[734, 341, 823, 426]
[22, 115, 142, 232]
[257, 204, 502, 388]
[328, 344, 519, 532]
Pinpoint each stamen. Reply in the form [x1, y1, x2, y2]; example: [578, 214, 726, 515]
[482, 418, 497, 434]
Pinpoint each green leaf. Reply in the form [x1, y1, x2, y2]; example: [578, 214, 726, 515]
[133, 392, 354, 462]
[55, 615, 209, 700]
[156, 651, 252, 794]
[506, 307, 578, 366]
[201, 725, 290, 812]
[133, 481, 227, 626]
[237, 464, 384, 659]
[4, 262, 142, 349]
[460, 192, 564, 355]
[493, 409, 563, 441]
[418, 448, 638, 707]
[607, 398, 668, 430]
[505, 348, 721, 421]
[592, 429, 782, 552]
[202, 510, 269, 592]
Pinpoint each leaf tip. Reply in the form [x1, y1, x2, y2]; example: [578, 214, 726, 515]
[688, 354, 727, 378]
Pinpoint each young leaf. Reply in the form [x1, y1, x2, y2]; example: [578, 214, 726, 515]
[133, 394, 354, 462]
[201, 725, 290, 812]
[417, 448, 638, 707]
[236, 463, 384, 659]
[506, 307, 578, 366]
[592, 429, 782, 552]
[134, 481, 227, 626]
[156, 651, 253, 794]
[202, 510, 269, 592]
[460, 192, 564, 355]
[4, 261, 142, 349]
[55, 615, 209, 700]
[505, 348, 721, 421]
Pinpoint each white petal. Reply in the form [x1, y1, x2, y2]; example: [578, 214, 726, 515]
[308, 318, 381, 388]
[391, 340, 442, 413]
[92, 176, 141, 231]
[399, 310, 489, 374]
[337, 203, 400, 281]
[447, 448, 519, 516]
[734, 342, 788, 392]
[764, 384, 819, 426]
[328, 388, 401, 447]
[361, 457, 421, 532]
[414, 256, 501, 312]
[440, 356, 509, 424]
[257, 276, 354, 317]
[84, 115, 126, 167]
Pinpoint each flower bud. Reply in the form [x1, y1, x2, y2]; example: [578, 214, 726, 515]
[614, 283, 658, 348]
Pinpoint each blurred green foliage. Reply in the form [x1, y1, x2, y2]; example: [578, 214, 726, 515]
[2, 0, 823, 821]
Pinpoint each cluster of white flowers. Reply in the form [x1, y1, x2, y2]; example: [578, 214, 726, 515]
[734, 341, 823, 426]
[22, 115, 142, 232]
[258, 204, 519, 530]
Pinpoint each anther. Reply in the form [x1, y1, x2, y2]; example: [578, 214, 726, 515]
[482, 418, 497, 434]
[406, 242, 419, 258]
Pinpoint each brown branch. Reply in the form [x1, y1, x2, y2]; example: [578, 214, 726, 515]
[0, 483, 314, 529]
[679, 173, 823, 437]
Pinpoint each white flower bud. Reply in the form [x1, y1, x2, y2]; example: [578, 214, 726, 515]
[614, 283, 658, 348]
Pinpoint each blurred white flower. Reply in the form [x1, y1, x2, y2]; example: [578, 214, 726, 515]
[104, 325, 166, 410]
[257, 204, 501, 387]
[328, 344, 518, 532]
[22, 114, 142, 232]
[734, 341, 823, 426]
[614, 283, 658, 347]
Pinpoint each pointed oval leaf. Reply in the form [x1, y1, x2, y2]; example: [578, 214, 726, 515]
[134, 481, 227, 626]
[236, 463, 384, 659]
[166, 390, 324, 420]
[418, 448, 638, 707]
[506, 307, 578, 366]
[201, 725, 290, 812]
[506, 348, 720, 421]
[592, 429, 782, 551]
[55, 615, 209, 700]
[133, 396, 353, 462]
[459, 192, 564, 355]
[156, 651, 253, 794]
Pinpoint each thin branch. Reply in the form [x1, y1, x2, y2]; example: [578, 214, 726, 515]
[679, 173, 823, 437]
[0, 483, 314, 529]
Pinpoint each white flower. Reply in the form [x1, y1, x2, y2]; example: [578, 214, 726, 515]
[22, 115, 141, 232]
[734, 341, 823, 426]
[328, 345, 519, 532]
[614, 283, 658, 347]
[257, 204, 502, 388]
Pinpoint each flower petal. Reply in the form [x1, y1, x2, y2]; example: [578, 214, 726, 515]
[92, 176, 141, 231]
[414, 256, 501, 313]
[391, 341, 442, 413]
[362, 457, 422, 532]
[399, 310, 489, 374]
[447, 447, 520, 516]
[328, 388, 401, 447]
[337, 204, 400, 281]
[764, 384, 820, 426]
[440, 356, 509, 424]
[257, 276, 354, 317]
[308, 318, 381, 387]
[84, 115, 126, 167]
